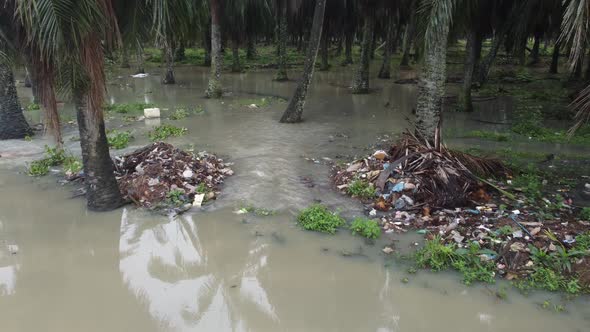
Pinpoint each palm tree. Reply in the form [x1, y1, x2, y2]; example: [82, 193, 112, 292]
[205, 0, 223, 98]
[275, 0, 289, 81]
[0, 58, 33, 140]
[351, 1, 376, 94]
[414, 0, 455, 143]
[561, 0, 590, 134]
[16, 0, 124, 211]
[399, 0, 418, 67]
[377, 5, 399, 79]
[279, 0, 327, 123]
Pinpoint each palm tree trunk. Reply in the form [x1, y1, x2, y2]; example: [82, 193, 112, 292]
[279, 0, 327, 123]
[319, 23, 329, 71]
[174, 42, 186, 62]
[74, 87, 124, 211]
[415, 15, 451, 143]
[120, 47, 130, 68]
[477, 32, 504, 85]
[135, 41, 145, 74]
[529, 31, 542, 65]
[0, 62, 33, 140]
[342, 28, 354, 65]
[205, 0, 223, 98]
[203, 27, 212, 67]
[162, 44, 175, 84]
[24, 67, 32, 87]
[352, 12, 375, 94]
[459, 30, 477, 112]
[400, 0, 417, 67]
[378, 13, 395, 79]
[246, 33, 256, 60]
[275, 0, 289, 81]
[231, 39, 241, 72]
[549, 41, 559, 74]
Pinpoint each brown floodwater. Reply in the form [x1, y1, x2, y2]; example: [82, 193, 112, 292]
[1, 66, 589, 331]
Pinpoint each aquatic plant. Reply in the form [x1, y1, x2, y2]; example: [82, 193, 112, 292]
[169, 108, 189, 120]
[148, 124, 188, 141]
[105, 103, 154, 114]
[349, 217, 381, 239]
[347, 180, 376, 199]
[297, 204, 345, 234]
[63, 157, 83, 174]
[26, 103, 40, 111]
[107, 130, 133, 149]
[27, 159, 50, 176]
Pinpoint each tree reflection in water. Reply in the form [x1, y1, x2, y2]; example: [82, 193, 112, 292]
[119, 208, 278, 331]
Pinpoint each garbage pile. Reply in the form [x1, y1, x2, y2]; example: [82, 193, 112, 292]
[333, 133, 590, 288]
[114, 142, 233, 212]
[333, 132, 508, 210]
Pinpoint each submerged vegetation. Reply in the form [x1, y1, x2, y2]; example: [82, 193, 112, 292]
[148, 124, 188, 141]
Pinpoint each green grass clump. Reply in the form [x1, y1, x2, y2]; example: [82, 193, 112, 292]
[512, 171, 543, 200]
[347, 180, 376, 199]
[148, 124, 187, 141]
[63, 156, 83, 174]
[107, 130, 133, 149]
[575, 231, 590, 251]
[26, 103, 41, 111]
[465, 130, 510, 142]
[580, 208, 590, 221]
[416, 236, 457, 271]
[105, 103, 154, 114]
[416, 237, 497, 285]
[297, 204, 345, 234]
[350, 217, 381, 239]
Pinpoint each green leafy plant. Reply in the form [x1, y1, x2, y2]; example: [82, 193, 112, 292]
[63, 157, 83, 174]
[575, 231, 590, 251]
[105, 103, 154, 114]
[169, 108, 189, 120]
[512, 171, 542, 199]
[581, 208, 590, 221]
[148, 124, 187, 141]
[44, 146, 66, 165]
[347, 179, 376, 199]
[26, 103, 40, 111]
[27, 159, 50, 176]
[349, 217, 381, 239]
[453, 242, 497, 285]
[166, 189, 186, 206]
[297, 204, 345, 234]
[107, 130, 133, 149]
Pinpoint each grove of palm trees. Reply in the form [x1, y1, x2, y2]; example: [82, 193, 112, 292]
[1, 0, 590, 330]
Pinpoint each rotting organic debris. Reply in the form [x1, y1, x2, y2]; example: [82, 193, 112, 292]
[332, 132, 590, 289]
[114, 142, 233, 213]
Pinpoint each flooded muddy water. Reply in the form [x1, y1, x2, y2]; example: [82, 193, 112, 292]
[1, 66, 590, 331]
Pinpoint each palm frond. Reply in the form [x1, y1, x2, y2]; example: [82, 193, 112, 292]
[568, 84, 590, 136]
[560, 0, 590, 69]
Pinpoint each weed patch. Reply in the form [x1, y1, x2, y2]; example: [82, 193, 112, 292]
[107, 130, 133, 149]
[148, 124, 187, 141]
[297, 204, 345, 234]
[347, 180, 376, 199]
[350, 217, 381, 239]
